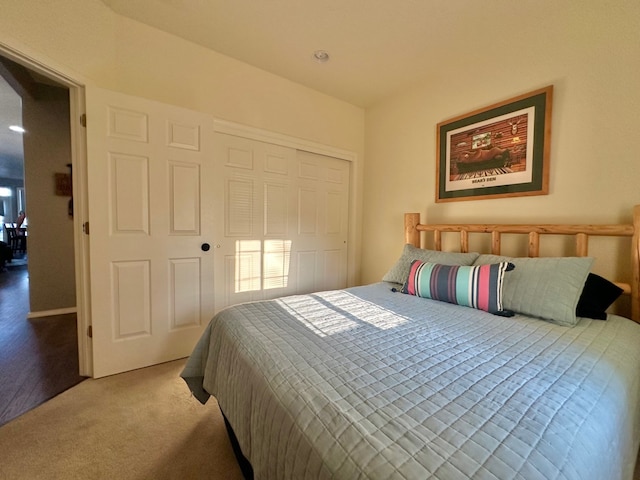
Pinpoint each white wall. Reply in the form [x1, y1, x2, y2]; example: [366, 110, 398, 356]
[0, 0, 366, 283]
[362, 1, 640, 297]
[0, 0, 364, 162]
[7, 1, 637, 302]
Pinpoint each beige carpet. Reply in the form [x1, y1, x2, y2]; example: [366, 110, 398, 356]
[3, 358, 639, 480]
[0, 359, 243, 480]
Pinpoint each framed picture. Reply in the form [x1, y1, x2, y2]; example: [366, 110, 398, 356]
[436, 85, 553, 203]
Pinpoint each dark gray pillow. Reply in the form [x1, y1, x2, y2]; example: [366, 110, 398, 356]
[382, 244, 479, 284]
[576, 273, 623, 320]
[473, 254, 593, 327]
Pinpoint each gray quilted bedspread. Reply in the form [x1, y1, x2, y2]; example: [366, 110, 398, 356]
[181, 282, 640, 480]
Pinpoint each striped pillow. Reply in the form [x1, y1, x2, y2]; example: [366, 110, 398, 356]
[401, 260, 515, 315]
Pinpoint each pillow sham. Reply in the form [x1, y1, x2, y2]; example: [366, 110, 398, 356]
[576, 273, 623, 320]
[401, 259, 515, 315]
[382, 244, 479, 285]
[472, 254, 594, 327]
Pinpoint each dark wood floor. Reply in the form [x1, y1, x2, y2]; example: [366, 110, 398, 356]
[0, 262, 86, 427]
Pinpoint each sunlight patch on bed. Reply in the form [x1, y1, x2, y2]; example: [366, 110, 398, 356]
[276, 290, 408, 337]
[276, 295, 358, 337]
[315, 290, 409, 330]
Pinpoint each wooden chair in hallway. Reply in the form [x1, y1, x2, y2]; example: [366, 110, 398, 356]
[3, 223, 26, 256]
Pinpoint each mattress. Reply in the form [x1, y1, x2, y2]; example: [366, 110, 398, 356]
[181, 282, 640, 479]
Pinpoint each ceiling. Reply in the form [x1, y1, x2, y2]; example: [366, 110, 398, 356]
[0, 0, 578, 176]
[99, 0, 549, 107]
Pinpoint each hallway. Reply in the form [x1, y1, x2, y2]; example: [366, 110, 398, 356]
[0, 264, 85, 427]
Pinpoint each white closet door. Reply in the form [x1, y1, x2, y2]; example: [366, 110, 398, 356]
[86, 87, 215, 378]
[295, 150, 350, 294]
[213, 133, 350, 311]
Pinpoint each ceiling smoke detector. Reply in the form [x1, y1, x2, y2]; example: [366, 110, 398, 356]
[313, 50, 330, 63]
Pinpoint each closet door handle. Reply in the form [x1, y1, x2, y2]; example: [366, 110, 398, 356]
[201, 243, 211, 252]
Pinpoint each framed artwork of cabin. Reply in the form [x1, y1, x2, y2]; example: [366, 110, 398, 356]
[436, 86, 553, 202]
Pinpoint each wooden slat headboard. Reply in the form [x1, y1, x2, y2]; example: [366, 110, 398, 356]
[404, 205, 640, 322]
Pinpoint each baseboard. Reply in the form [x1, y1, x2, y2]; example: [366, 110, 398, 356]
[27, 307, 77, 319]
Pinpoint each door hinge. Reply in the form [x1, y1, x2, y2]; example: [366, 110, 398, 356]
[80, 113, 86, 127]
[83, 221, 90, 235]
[87, 325, 93, 338]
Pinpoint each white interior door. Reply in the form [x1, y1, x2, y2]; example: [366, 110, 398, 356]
[86, 87, 215, 378]
[213, 133, 349, 311]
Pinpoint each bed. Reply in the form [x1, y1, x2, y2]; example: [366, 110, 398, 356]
[181, 206, 640, 480]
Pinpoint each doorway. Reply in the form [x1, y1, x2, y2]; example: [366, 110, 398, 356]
[0, 50, 89, 421]
[0, 53, 77, 312]
[0, 71, 25, 251]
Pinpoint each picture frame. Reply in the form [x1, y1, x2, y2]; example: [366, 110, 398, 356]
[436, 85, 553, 203]
[54, 173, 72, 196]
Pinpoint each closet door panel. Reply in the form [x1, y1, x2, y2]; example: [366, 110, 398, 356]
[213, 134, 350, 311]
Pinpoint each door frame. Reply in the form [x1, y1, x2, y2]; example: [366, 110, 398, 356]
[0, 41, 92, 376]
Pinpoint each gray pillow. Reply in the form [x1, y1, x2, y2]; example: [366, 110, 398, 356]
[473, 254, 593, 327]
[382, 244, 479, 284]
